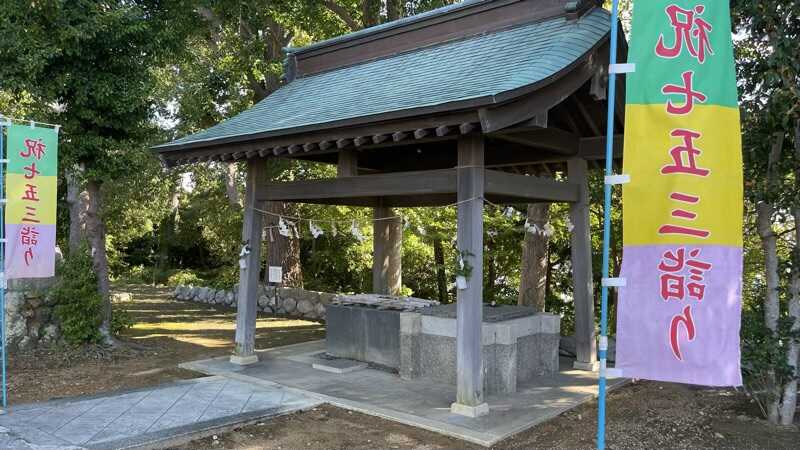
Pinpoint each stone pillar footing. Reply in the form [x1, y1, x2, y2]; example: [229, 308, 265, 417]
[230, 354, 259, 365]
[573, 360, 600, 372]
[450, 402, 489, 418]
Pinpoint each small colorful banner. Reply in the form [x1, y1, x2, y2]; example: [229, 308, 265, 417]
[4, 124, 58, 279]
[616, 1, 743, 386]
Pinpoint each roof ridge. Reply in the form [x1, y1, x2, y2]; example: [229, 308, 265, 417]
[290, 9, 574, 82]
[286, 0, 490, 55]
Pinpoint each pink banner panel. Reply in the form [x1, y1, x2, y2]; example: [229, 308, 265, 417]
[616, 245, 743, 386]
[4, 224, 57, 279]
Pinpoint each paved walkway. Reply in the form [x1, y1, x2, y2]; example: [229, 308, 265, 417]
[182, 340, 627, 447]
[0, 375, 320, 450]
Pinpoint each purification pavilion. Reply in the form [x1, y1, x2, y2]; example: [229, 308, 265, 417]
[155, 0, 624, 417]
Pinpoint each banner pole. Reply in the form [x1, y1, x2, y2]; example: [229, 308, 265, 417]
[598, 1, 621, 449]
[0, 118, 6, 412]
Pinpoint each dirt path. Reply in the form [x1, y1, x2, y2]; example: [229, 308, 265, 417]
[8, 285, 797, 448]
[8, 284, 324, 404]
[176, 382, 798, 450]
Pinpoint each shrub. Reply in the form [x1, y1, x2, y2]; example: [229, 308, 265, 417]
[166, 269, 205, 287]
[52, 247, 103, 345]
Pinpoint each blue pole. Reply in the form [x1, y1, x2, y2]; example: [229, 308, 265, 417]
[598, 1, 621, 449]
[0, 118, 6, 411]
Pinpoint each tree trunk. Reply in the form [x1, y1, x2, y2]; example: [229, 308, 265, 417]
[362, 0, 380, 27]
[264, 201, 303, 287]
[486, 250, 496, 304]
[85, 179, 114, 346]
[65, 166, 88, 255]
[223, 163, 241, 207]
[156, 181, 180, 284]
[387, 0, 403, 21]
[779, 121, 800, 425]
[433, 237, 447, 303]
[758, 132, 784, 423]
[518, 203, 550, 312]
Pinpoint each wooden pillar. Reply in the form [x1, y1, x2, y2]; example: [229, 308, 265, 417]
[337, 148, 357, 177]
[373, 203, 402, 295]
[451, 135, 488, 417]
[231, 158, 267, 365]
[568, 158, 598, 371]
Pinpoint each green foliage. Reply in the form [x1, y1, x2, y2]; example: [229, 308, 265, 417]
[51, 248, 103, 345]
[111, 308, 134, 335]
[166, 269, 206, 287]
[741, 310, 800, 414]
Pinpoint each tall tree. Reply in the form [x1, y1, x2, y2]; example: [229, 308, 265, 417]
[518, 203, 550, 311]
[733, 0, 800, 425]
[0, 0, 190, 344]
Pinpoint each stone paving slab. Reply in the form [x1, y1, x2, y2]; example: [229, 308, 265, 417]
[182, 340, 627, 447]
[0, 375, 320, 450]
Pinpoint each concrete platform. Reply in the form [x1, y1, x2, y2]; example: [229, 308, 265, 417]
[0, 375, 320, 450]
[180, 340, 627, 447]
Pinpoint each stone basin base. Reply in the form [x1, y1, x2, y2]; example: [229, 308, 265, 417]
[326, 302, 560, 394]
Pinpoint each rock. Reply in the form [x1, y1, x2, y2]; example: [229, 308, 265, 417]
[215, 290, 227, 303]
[297, 299, 314, 315]
[6, 317, 27, 345]
[39, 324, 59, 345]
[318, 292, 336, 305]
[258, 293, 270, 309]
[315, 302, 326, 317]
[18, 336, 34, 351]
[714, 432, 724, 439]
[5, 293, 24, 316]
[283, 298, 297, 313]
[261, 305, 273, 314]
[226, 291, 235, 306]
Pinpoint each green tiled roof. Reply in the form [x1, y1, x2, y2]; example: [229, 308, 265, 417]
[157, 7, 609, 151]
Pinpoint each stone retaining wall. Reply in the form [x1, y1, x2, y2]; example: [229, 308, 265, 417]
[5, 278, 62, 351]
[173, 285, 334, 321]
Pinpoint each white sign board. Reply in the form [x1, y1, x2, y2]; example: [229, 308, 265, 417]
[268, 266, 283, 284]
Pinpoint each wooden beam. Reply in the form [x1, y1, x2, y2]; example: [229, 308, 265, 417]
[484, 169, 579, 203]
[567, 158, 597, 371]
[459, 122, 476, 134]
[492, 128, 580, 155]
[392, 131, 409, 142]
[590, 65, 607, 101]
[572, 96, 601, 136]
[233, 151, 245, 160]
[354, 136, 370, 147]
[435, 125, 453, 137]
[287, 144, 302, 154]
[258, 169, 457, 203]
[578, 134, 624, 159]
[303, 142, 318, 152]
[319, 141, 334, 150]
[413, 128, 430, 139]
[453, 135, 487, 416]
[336, 138, 352, 149]
[272, 146, 287, 156]
[245, 150, 258, 159]
[258, 148, 270, 157]
[372, 134, 390, 144]
[232, 157, 268, 365]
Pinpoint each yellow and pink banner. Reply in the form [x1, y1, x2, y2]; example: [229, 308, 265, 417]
[616, 1, 743, 386]
[4, 124, 58, 279]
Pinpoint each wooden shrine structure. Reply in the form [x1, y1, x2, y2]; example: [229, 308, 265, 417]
[155, 0, 625, 417]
